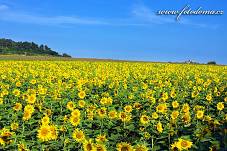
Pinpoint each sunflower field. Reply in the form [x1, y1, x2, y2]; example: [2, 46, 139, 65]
[0, 61, 226, 151]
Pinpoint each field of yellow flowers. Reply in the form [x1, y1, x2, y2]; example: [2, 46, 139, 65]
[0, 61, 226, 151]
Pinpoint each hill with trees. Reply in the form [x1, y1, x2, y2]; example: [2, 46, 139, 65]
[0, 38, 71, 57]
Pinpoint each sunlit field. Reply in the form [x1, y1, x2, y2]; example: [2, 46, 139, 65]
[0, 61, 226, 151]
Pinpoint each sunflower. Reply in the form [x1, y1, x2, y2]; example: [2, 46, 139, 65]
[205, 115, 212, 122]
[27, 94, 36, 104]
[78, 100, 86, 108]
[45, 109, 52, 116]
[162, 92, 168, 101]
[193, 105, 204, 111]
[133, 144, 149, 151]
[182, 112, 191, 124]
[83, 139, 96, 151]
[106, 97, 113, 105]
[196, 110, 204, 119]
[124, 105, 132, 113]
[216, 91, 221, 96]
[41, 116, 50, 125]
[119, 112, 131, 122]
[2, 89, 8, 95]
[156, 103, 167, 114]
[171, 110, 179, 120]
[206, 94, 212, 102]
[217, 102, 224, 111]
[71, 109, 81, 117]
[144, 132, 151, 139]
[132, 86, 138, 92]
[96, 134, 107, 143]
[133, 102, 142, 110]
[142, 83, 148, 89]
[49, 125, 58, 140]
[176, 138, 193, 150]
[18, 143, 27, 151]
[96, 144, 107, 151]
[0, 138, 5, 146]
[100, 97, 108, 105]
[156, 121, 163, 133]
[64, 138, 70, 145]
[117, 142, 133, 151]
[172, 101, 179, 108]
[13, 103, 22, 111]
[108, 110, 118, 119]
[170, 91, 176, 98]
[1, 128, 12, 138]
[16, 81, 21, 87]
[67, 101, 74, 111]
[70, 116, 80, 126]
[30, 79, 36, 85]
[10, 122, 19, 131]
[171, 142, 178, 150]
[13, 89, 20, 97]
[182, 103, 190, 113]
[152, 112, 159, 119]
[149, 97, 156, 104]
[24, 104, 35, 113]
[38, 87, 47, 95]
[128, 93, 134, 100]
[72, 129, 85, 142]
[139, 127, 145, 132]
[78, 91, 86, 99]
[140, 115, 150, 125]
[87, 111, 94, 120]
[59, 125, 66, 132]
[37, 125, 51, 141]
[125, 114, 132, 122]
[22, 110, 32, 121]
[97, 107, 107, 118]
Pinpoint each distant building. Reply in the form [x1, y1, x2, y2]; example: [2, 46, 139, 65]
[185, 60, 193, 64]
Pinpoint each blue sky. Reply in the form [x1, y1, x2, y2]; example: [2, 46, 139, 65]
[0, 0, 226, 64]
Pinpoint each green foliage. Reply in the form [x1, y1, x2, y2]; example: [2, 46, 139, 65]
[0, 38, 60, 56]
[62, 53, 72, 58]
[207, 61, 216, 65]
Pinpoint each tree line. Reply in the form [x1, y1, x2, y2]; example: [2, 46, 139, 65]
[0, 38, 71, 57]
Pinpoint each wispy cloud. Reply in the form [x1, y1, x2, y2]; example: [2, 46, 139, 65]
[132, 4, 174, 24]
[0, 3, 218, 28]
[0, 5, 109, 26]
[0, 5, 145, 27]
[1, 13, 109, 26]
[0, 4, 8, 11]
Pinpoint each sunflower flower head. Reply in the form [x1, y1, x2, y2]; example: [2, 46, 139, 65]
[117, 142, 133, 151]
[37, 125, 51, 142]
[96, 134, 107, 143]
[72, 128, 85, 143]
[140, 115, 150, 125]
[83, 139, 96, 151]
[217, 102, 224, 111]
[196, 110, 204, 119]
[176, 138, 193, 150]
[134, 144, 148, 151]
[156, 121, 163, 133]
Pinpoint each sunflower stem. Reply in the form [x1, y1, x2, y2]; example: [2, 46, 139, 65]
[168, 133, 171, 151]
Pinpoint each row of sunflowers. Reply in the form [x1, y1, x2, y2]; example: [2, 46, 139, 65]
[0, 61, 226, 151]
